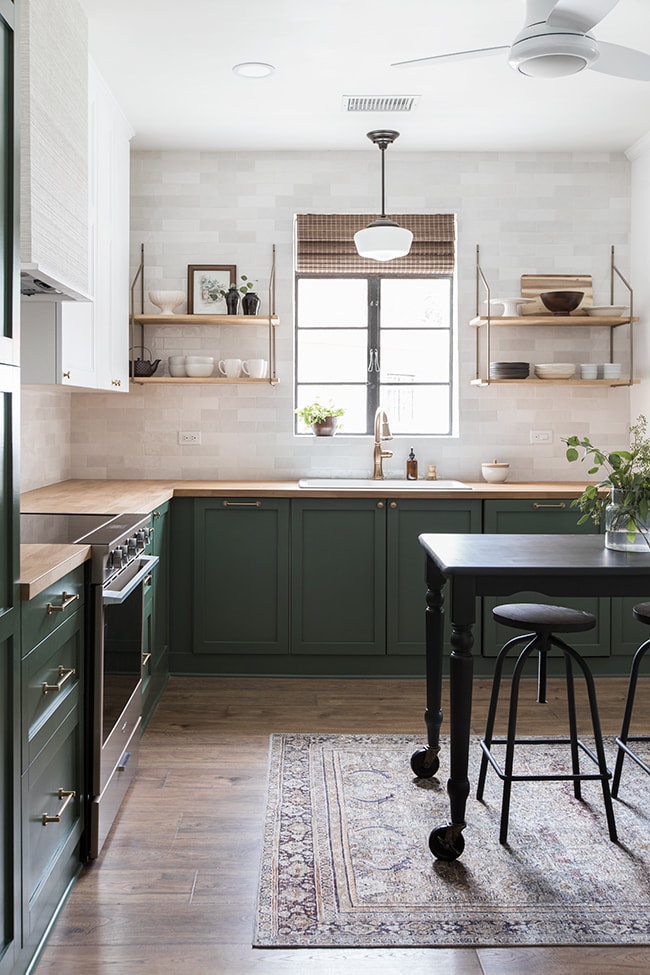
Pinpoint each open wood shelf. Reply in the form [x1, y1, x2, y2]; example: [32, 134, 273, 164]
[471, 378, 637, 387]
[133, 314, 279, 326]
[470, 314, 637, 327]
[130, 376, 280, 386]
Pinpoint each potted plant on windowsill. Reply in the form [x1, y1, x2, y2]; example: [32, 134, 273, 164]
[562, 414, 650, 551]
[295, 402, 345, 437]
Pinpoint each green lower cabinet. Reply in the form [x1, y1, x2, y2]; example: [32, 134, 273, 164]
[481, 499, 609, 660]
[21, 702, 83, 954]
[144, 503, 170, 726]
[291, 499, 386, 655]
[193, 498, 290, 655]
[386, 498, 482, 655]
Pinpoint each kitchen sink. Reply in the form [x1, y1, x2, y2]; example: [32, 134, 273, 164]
[298, 478, 472, 490]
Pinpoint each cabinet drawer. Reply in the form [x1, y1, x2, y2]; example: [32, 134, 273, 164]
[22, 611, 83, 770]
[21, 565, 85, 657]
[22, 702, 83, 943]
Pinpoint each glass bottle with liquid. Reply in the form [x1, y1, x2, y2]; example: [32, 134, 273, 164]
[406, 447, 418, 481]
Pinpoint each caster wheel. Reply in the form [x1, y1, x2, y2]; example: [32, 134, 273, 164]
[429, 825, 465, 861]
[410, 747, 439, 779]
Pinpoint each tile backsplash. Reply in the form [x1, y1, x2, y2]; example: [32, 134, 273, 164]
[21, 148, 638, 491]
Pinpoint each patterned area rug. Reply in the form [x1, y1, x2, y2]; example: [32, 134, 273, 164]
[254, 732, 650, 948]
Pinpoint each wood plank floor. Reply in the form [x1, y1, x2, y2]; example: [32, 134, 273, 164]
[35, 675, 650, 975]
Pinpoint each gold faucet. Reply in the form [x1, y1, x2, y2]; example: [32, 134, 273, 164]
[372, 407, 393, 479]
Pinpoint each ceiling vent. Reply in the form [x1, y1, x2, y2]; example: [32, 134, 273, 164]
[342, 95, 420, 113]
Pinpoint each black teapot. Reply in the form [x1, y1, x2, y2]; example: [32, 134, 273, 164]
[130, 347, 161, 377]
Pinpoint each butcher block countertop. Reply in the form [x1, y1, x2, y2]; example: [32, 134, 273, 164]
[19, 478, 591, 597]
[20, 543, 91, 600]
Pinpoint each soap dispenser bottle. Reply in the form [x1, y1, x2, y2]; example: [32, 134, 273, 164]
[406, 447, 418, 481]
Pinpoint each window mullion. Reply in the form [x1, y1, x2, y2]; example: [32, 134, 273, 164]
[367, 278, 381, 429]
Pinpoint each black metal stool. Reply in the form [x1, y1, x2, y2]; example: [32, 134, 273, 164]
[476, 602, 617, 845]
[612, 601, 650, 798]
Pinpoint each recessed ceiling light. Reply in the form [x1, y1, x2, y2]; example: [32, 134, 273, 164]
[232, 62, 275, 79]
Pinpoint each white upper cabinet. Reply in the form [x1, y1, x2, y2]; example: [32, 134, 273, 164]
[88, 60, 134, 392]
[20, 0, 90, 299]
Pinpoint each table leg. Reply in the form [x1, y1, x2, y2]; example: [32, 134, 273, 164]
[410, 577, 444, 779]
[428, 619, 474, 861]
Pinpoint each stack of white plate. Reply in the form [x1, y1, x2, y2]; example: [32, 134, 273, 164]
[534, 362, 575, 380]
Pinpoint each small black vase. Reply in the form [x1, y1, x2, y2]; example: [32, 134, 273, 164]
[242, 291, 261, 316]
[225, 286, 240, 315]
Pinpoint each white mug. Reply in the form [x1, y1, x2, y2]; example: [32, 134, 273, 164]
[218, 358, 242, 378]
[242, 358, 268, 379]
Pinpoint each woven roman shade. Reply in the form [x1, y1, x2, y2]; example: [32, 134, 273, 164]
[295, 213, 456, 276]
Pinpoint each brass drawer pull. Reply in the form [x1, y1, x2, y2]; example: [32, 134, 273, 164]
[46, 591, 80, 615]
[42, 665, 76, 695]
[144, 574, 153, 587]
[223, 500, 262, 507]
[532, 502, 567, 510]
[142, 652, 152, 666]
[42, 788, 76, 825]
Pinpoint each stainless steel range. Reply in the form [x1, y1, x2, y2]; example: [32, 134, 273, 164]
[21, 512, 158, 857]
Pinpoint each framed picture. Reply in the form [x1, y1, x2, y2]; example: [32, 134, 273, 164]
[187, 264, 237, 314]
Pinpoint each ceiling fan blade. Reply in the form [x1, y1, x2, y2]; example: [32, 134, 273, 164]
[547, 0, 620, 33]
[391, 45, 509, 68]
[590, 41, 650, 80]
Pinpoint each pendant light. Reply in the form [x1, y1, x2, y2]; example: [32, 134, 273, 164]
[354, 130, 413, 262]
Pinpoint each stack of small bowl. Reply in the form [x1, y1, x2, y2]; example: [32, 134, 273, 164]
[534, 362, 575, 380]
[168, 355, 215, 377]
[489, 361, 529, 380]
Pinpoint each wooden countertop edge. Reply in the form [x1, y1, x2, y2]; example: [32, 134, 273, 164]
[20, 544, 91, 600]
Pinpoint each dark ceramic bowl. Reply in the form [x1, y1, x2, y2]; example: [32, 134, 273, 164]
[539, 290, 584, 315]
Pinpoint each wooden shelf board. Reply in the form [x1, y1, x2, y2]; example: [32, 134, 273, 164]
[471, 378, 637, 387]
[130, 377, 279, 386]
[133, 314, 279, 326]
[469, 315, 637, 327]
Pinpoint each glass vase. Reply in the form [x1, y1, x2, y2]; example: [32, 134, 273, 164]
[604, 489, 650, 552]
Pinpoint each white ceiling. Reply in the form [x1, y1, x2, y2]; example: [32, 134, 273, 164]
[79, 0, 650, 153]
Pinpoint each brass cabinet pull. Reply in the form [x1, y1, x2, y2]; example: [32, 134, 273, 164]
[46, 591, 80, 615]
[532, 502, 567, 510]
[142, 652, 152, 666]
[111, 379, 121, 387]
[62, 371, 71, 379]
[390, 501, 398, 508]
[223, 500, 262, 507]
[42, 788, 76, 825]
[377, 501, 384, 508]
[42, 665, 76, 695]
[144, 574, 153, 586]
[152, 510, 161, 519]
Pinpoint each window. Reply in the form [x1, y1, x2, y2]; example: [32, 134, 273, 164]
[294, 214, 456, 436]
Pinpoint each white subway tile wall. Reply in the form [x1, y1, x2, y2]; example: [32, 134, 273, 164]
[21, 149, 638, 490]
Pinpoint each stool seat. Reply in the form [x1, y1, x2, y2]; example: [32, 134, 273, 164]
[477, 602, 617, 846]
[632, 602, 650, 624]
[493, 603, 597, 634]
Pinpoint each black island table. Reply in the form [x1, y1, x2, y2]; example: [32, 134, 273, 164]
[416, 532, 650, 861]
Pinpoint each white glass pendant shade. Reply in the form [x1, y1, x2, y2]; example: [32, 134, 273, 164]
[354, 219, 413, 261]
[355, 130, 412, 262]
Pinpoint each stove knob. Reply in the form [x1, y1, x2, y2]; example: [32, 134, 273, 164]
[127, 537, 137, 555]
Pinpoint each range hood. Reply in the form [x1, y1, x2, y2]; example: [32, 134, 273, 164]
[20, 265, 90, 302]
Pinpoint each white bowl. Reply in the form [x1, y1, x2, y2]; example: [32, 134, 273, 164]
[585, 305, 627, 317]
[534, 362, 575, 379]
[168, 356, 186, 377]
[148, 290, 185, 314]
[185, 355, 214, 364]
[481, 462, 509, 483]
[185, 363, 214, 378]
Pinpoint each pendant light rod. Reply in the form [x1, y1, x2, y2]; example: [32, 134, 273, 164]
[367, 129, 399, 219]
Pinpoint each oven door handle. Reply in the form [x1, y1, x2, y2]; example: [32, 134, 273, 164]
[102, 555, 159, 605]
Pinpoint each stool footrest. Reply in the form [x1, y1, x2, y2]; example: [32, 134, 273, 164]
[614, 736, 650, 777]
[479, 737, 612, 784]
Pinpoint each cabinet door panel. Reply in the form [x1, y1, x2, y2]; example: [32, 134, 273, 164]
[292, 499, 386, 655]
[193, 499, 289, 655]
[482, 499, 610, 658]
[387, 499, 482, 655]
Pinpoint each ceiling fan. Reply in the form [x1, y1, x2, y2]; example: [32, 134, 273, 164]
[392, 0, 650, 80]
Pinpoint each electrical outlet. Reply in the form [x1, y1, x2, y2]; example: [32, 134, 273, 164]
[178, 431, 202, 445]
[530, 430, 553, 444]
